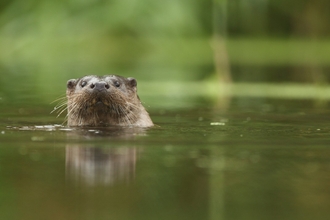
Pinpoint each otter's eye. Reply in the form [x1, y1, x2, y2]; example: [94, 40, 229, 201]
[114, 81, 120, 87]
[81, 81, 87, 87]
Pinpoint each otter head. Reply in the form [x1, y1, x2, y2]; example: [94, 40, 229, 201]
[66, 75, 153, 127]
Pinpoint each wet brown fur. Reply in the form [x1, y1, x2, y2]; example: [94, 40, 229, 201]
[63, 75, 153, 127]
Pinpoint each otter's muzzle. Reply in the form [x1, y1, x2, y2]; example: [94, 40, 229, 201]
[90, 82, 110, 92]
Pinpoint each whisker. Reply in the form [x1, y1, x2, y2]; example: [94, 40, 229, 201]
[51, 102, 67, 114]
[57, 106, 68, 118]
[50, 96, 66, 104]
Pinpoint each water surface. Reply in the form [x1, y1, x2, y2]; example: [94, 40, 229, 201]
[1, 95, 330, 220]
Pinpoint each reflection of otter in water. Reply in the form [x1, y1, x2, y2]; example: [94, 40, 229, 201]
[65, 127, 147, 186]
[66, 146, 137, 186]
[66, 75, 153, 127]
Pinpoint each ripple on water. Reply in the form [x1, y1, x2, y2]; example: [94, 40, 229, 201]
[6, 124, 70, 132]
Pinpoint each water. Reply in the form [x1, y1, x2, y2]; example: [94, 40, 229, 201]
[1, 94, 330, 220]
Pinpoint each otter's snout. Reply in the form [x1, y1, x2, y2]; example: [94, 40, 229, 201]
[90, 82, 110, 91]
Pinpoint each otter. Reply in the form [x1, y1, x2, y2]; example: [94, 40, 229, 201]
[65, 75, 153, 127]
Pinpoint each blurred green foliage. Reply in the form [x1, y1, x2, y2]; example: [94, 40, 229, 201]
[0, 0, 213, 85]
[0, 0, 330, 104]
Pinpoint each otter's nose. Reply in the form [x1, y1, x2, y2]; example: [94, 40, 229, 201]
[90, 82, 110, 91]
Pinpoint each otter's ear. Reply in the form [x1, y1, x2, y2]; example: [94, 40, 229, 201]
[127, 77, 137, 88]
[67, 79, 76, 90]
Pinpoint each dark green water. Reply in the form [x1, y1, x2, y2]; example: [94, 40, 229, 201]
[1, 94, 330, 220]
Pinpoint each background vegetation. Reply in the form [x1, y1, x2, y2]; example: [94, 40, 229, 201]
[0, 0, 330, 106]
